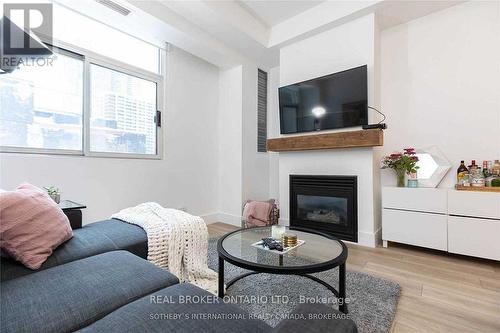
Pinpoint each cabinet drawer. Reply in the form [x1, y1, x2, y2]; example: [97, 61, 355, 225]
[448, 216, 500, 261]
[382, 209, 447, 251]
[382, 187, 447, 213]
[448, 190, 500, 219]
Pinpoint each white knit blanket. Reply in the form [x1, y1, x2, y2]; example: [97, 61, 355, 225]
[111, 202, 218, 293]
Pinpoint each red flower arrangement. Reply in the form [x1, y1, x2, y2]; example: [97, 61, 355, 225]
[382, 148, 420, 187]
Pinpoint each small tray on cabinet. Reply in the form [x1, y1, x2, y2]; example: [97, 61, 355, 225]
[455, 185, 500, 193]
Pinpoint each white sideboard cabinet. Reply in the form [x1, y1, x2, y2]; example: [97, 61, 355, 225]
[382, 187, 500, 261]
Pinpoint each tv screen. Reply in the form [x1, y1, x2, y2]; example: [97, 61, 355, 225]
[278, 65, 367, 134]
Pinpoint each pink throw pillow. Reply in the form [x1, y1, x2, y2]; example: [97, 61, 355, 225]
[0, 183, 73, 269]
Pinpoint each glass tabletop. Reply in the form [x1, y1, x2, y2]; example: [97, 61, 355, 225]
[219, 226, 346, 269]
[58, 200, 86, 210]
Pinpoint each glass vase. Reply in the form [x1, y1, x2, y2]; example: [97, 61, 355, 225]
[396, 170, 406, 187]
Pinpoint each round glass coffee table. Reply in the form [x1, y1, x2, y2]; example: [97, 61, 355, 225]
[217, 226, 348, 313]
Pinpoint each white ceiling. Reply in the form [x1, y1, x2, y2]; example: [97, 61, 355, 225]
[238, 0, 324, 27]
[66, 0, 466, 69]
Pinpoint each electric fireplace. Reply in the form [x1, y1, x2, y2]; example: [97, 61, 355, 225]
[290, 175, 358, 242]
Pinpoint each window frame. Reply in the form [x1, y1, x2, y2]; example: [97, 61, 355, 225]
[0, 37, 165, 160]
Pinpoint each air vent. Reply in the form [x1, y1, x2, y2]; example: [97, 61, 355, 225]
[95, 0, 131, 16]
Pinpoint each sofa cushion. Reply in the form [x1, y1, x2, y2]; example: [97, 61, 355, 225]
[1, 251, 178, 333]
[78, 283, 272, 333]
[1, 219, 147, 281]
[0, 183, 73, 269]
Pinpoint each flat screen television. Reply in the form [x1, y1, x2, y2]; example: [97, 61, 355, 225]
[278, 65, 367, 134]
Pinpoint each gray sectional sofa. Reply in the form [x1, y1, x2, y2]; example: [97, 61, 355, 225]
[1, 219, 357, 333]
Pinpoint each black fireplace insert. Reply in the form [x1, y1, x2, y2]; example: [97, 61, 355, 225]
[290, 175, 358, 242]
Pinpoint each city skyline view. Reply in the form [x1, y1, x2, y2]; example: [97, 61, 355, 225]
[0, 52, 157, 154]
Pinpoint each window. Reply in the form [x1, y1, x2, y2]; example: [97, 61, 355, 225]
[52, 4, 160, 74]
[0, 5, 163, 158]
[90, 65, 157, 155]
[257, 69, 268, 152]
[0, 50, 84, 152]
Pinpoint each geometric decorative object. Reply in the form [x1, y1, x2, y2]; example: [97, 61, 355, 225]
[414, 146, 451, 188]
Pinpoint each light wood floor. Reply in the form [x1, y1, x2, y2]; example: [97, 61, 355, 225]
[208, 223, 500, 333]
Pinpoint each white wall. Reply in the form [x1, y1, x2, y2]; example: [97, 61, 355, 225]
[372, 15, 383, 235]
[276, 14, 381, 247]
[217, 66, 243, 225]
[0, 47, 220, 224]
[381, 1, 500, 188]
[217, 62, 271, 226]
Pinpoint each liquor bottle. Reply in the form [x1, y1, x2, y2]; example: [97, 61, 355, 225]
[469, 160, 477, 172]
[457, 161, 469, 185]
[492, 160, 500, 176]
[470, 167, 485, 187]
[483, 161, 490, 178]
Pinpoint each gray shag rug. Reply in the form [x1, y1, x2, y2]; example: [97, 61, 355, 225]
[208, 237, 400, 333]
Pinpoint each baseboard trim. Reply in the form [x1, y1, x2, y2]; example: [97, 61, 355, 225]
[357, 230, 378, 248]
[216, 212, 242, 227]
[200, 213, 219, 224]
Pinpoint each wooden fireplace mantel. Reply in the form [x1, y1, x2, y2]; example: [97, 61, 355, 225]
[266, 129, 384, 152]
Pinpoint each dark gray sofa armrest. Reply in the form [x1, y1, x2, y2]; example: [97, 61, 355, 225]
[78, 283, 272, 333]
[1, 251, 178, 333]
[1, 219, 147, 281]
[272, 304, 357, 333]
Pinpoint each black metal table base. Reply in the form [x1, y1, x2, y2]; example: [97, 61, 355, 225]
[218, 258, 348, 314]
